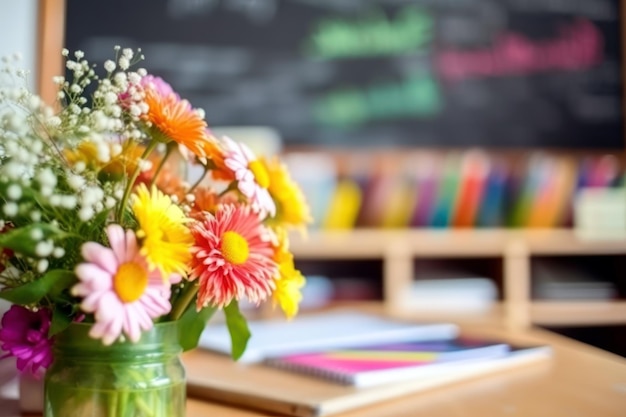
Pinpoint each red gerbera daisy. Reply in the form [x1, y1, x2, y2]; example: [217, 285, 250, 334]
[189, 204, 277, 309]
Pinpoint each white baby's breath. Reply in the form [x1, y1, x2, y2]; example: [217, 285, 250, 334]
[46, 116, 61, 127]
[30, 228, 43, 241]
[2, 202, 17, 217]
[78, 206, 94, 222]
[104, 196, 117, 209]
[60, 195, 77, 209]
[36, 259, 49, 273]
[104, 60, 116, 73]
[49, 195, 62, 207]
[67, 173, 85, 190]
[73, 161, 86, 173]
[118, 56, 130, 71]
[6, 184, 21, 200]
[35, 240, 54, 257]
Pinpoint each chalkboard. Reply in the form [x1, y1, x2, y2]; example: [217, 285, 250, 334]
[64, 0, 624, 149]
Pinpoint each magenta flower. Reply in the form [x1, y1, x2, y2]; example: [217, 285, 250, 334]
[0, 305, 54, 375]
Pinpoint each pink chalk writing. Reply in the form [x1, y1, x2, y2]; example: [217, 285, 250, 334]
[436, 19, 603, 82]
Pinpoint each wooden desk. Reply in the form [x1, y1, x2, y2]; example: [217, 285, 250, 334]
[3, 320, 626, 417]
[184, 322, 626, 417]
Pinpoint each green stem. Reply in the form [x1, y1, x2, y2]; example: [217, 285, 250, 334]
[187, 159, 217, 194]
[218, 181, 238, 198]
[170, 281, 199, 320]
[187, 166, 209, 194]
[108, 391, 118, 417]
[134, 395, 155, 417]
[149, 143, 176, 189]
[117, 390, 129, 417]
[115, 140, 159, 223]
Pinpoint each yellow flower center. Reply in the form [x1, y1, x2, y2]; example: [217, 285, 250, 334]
[221, 231, 250, 265]
[113, 262, 148, 303]
[249, 160, 270, 189]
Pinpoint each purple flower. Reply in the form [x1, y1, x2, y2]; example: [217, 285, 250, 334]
[0, 305, 54, 375]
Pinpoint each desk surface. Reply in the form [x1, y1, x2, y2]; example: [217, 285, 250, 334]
[3, 316, 626, 417]
[182, 323, 626, 417]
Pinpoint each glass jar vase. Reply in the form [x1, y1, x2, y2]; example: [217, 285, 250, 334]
[44, 321, 185, 417]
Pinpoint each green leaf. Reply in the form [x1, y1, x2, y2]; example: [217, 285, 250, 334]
[0, 223, 64, 258]
[177, 305, 216, 352]
[0, 269, 75, 305]
[224, 300, 251, 361]
[49, 304, 73, 336]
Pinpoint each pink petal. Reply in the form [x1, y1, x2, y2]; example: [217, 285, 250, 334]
[168, 273, 182, 284]
[80, 291, 107, 313]
[88, 320, 109, 340]
[101, 313, 123, 346]
[74, 264, 112, 290]
[141, 288, 171, 316]
[258, 189, 276, 216]
[124, 229, 138, 262]
[81, 244, 118, 275]
[94, 292, 122, 323]
[105, 224, 126, 263]
[123, 307, 141, 343]
[224, 158, 242, 171]
[130, 302, 153, 332]
[238, 180, 255, 197]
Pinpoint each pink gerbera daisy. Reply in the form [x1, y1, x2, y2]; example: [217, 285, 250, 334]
[222, 137, 276, 216]
[72, 224, 179, 345]
[189, 204, 278, 309]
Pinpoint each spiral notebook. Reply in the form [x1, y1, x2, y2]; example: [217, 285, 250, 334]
[264, 338, 510, 387]
[185, 341, 552, 417]
[199, 310, 459, 363]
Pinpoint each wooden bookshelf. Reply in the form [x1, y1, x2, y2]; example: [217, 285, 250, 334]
[290, 229, 626, 328]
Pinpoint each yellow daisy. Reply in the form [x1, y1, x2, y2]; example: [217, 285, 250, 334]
[131, 183, 193, 278]
[263, 156, 312, 229]
[64, 140, 144, 181]
[271, 228, 306, 319]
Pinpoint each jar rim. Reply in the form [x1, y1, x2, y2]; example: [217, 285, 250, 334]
[53, 320, 182, 359]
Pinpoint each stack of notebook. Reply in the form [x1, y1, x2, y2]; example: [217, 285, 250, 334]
[186, 311, 552, 417]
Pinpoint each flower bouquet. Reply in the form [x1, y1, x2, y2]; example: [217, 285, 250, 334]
[0, 47, 310, 416]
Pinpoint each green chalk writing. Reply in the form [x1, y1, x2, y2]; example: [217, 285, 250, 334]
[313, 74, 442, 127]
[304, 7, 433, 59]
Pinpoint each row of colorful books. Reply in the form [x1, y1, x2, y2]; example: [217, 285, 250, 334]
[285, 151, 624, 229]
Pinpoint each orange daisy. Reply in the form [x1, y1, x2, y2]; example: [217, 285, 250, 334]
[142, 79, 209, 160]
[189, 187, 220, 219]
